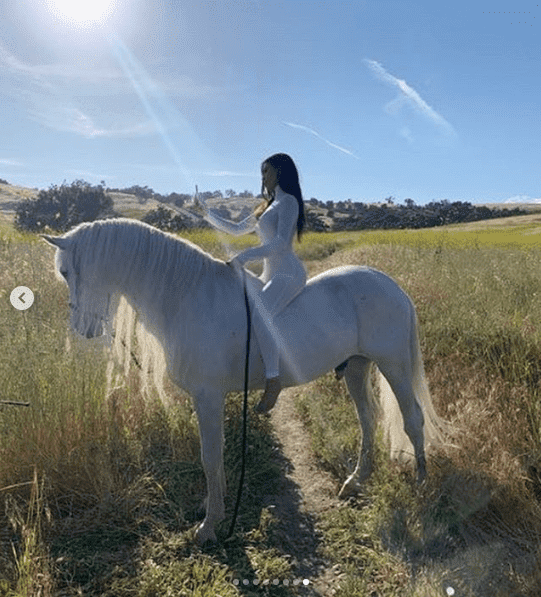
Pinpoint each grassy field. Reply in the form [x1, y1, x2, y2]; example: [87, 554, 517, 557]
[2, 214, 541, 594]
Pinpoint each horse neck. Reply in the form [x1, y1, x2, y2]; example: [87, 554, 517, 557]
[105, 226, 231, 338]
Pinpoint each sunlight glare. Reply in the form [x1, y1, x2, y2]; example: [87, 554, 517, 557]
[46, 0, 117, 26]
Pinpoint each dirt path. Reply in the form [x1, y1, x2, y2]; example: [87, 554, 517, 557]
[264, 385, 345, 596]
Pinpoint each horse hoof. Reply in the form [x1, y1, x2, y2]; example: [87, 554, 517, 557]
[253, 401, 270, 414]
[254, 401, 277, 414]
[338, 479, 361, 500]
[195, 522, 217, 546]
[416, 456, 427, 485]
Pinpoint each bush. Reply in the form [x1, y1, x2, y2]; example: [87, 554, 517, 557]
[141, 206, 210, 232]
[14, 180, 115, 232]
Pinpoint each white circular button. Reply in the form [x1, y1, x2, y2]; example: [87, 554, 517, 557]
[10, 286, 34, 311]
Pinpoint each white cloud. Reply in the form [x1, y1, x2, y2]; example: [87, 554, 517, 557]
[364, 59, 456, 138]
[0, 158, 24, 167]
[27, 102, 156, 139]
[400, 126, 415, 144]
[505, 194, 541, 204]
[0, 44, 215, 99]
[204, 171, 257, 177]
[283, 122, 360, 159]
[0, 44, 213, 139]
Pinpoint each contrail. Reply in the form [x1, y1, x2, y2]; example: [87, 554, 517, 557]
[364, 59, 456, 137]
[283, 122, 360, 159]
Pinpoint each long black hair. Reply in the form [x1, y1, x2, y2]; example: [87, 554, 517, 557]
[255, 153, 305, 242]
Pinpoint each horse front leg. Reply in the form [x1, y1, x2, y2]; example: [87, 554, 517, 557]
[192, 389, 227, 545]
[338, 357, 377, 499]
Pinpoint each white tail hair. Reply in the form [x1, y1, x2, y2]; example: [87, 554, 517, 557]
[378, 308, 446, 461]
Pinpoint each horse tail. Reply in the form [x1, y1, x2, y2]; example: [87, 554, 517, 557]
[378, 300, 447, 460]
[408, 306, 447, 450]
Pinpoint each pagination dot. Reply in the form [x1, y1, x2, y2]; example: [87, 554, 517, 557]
[233, 577, 311, 586]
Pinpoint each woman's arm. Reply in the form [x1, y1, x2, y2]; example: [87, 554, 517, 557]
[234, 195, 298, 265]
[203, 210, 258, 236]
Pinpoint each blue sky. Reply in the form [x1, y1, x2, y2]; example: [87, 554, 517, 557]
[1, 0, 539, 205]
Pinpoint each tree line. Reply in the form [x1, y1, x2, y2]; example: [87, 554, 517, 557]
[11, 179, 528, 233]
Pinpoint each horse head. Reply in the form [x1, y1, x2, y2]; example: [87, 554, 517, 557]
[42, 232, 111, 339]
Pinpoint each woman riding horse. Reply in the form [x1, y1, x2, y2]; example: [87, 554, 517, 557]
[200, 153, 306, 413]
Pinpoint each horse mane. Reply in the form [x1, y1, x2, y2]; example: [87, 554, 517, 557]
[65, 218, 228, 404]
[66, 218, 223, 298]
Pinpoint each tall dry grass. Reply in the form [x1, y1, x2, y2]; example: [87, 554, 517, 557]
[0, 224, 298, 595]
[296, 235, 541, 595]
[0, 231, 204, 593]
[3, 218, 541, 594]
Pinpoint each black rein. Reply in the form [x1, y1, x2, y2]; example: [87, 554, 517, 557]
[226, 267, 251, 539]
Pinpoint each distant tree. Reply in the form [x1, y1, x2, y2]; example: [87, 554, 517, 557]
[0, 178, 9, 185]
[166, 192, 191, 207]
[107, 184, 155, 202]
[237, 206, 252, 221]
[305, 208, 329, 232]
[226, 189, 235, 198]
[14, 180, 114, 233]
[214, 204, 231, 219]
[404, 198, 416, 208]
[142, 206, 210, 232]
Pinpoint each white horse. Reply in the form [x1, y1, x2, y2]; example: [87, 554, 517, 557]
[43, 218, 445, 544]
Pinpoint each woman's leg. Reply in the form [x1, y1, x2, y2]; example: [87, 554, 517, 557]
[250, 275, 303, 413]
[251, 306, 281, 413]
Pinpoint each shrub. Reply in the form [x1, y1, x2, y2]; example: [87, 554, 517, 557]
[14, 180, 115, 232]
[141, 206, 210, 232]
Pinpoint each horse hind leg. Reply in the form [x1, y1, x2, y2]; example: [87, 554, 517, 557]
[338, 356, 378, 499]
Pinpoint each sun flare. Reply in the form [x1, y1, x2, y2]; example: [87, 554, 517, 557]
[46, 0, 117, 26]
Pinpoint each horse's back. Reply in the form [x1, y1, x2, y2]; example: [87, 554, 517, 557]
[269, 265, 410, 384]
[304, 265, 411, 310]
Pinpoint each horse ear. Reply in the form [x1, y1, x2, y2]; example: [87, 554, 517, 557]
[41, 235, 71, 250]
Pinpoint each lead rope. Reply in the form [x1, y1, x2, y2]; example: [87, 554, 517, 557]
[226, 268, 251, 539]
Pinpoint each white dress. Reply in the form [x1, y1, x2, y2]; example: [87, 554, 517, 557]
[204, 186, 307, 378]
